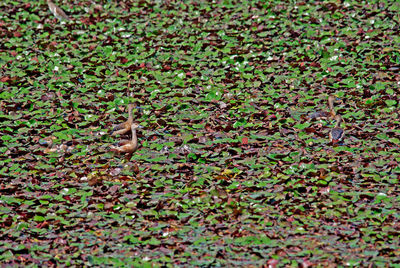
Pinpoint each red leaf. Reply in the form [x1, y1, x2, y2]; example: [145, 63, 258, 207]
[241, 137, 248, 144]
[269, 115, 277, 120]
[310, 62, 320, 67]
[80, 17, 89, 25]
[267, 258, 279, 268]
[36, 221, 49, 229]
[0, 76, 10, 82]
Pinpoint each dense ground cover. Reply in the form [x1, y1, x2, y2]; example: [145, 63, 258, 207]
[1, 0, 400, 266]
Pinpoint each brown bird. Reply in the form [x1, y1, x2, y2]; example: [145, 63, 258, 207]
[47, 0, 70, 21]
[40, 136, 74, 153]
[110, 123, 141, 154]
[309, 95, 337, 120]
[110, 104, 135, 136]
[329, 115, 345, 144]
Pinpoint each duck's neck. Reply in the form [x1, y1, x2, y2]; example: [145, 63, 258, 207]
[127, 106, 133, 122]
[131, 128, 137, 144]
[328, 97, 334, 111]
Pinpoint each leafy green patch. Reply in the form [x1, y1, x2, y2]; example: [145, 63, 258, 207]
[0, 0, 399, 266]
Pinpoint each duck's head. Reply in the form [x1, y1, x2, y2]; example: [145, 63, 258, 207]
[131, 123, 143, 130]
[328, 94, 341, 103]
[128, 104, 135, 111]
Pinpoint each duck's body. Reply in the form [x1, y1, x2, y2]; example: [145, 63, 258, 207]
[309, 95, 337, 120]
[47, 0, 70, 21]
[111, 104, 134, 136]
[308, 110, 333, 120]
[329, 115, 344, 143]
[40, 136, 74, 153]
[111, 123, 140, 154]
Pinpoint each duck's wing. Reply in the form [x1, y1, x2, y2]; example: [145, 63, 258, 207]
[48, 2, 70, 20]
[329, 128, 344, 142]
[110, 122, 130, 136]
[309, 110, 331, 119]
[118, 140, 131, 146]
[110, 142, 136, 153]
[55, 6, 70, 20]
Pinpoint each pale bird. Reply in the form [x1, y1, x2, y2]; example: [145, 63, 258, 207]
[110, 123, 142, 154]
[40, 136, 74, 153]
[47, 0, 70, 21]
[329, 115, 345, 144]
[110, 104, 135, 136]
[309, 95, 337, 120]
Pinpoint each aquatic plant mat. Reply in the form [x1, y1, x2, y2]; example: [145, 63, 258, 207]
[1, 0, 400, 266]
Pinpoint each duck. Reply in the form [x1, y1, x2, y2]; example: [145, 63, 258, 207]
[40, 136, 74, 153]
[110, 123, 142, 154]
[308, 95, 337, 120]
[329, 115, 345, 144]
[47, 0, 70, 21]
[110, 104, 135, 136]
